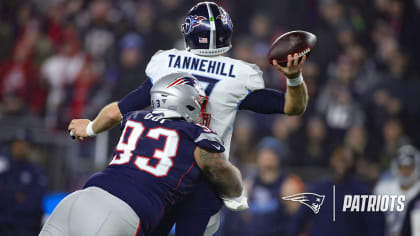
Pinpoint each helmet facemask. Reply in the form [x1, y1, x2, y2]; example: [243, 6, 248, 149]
[391, 145, 420, 188]
[198, 95, 211, 127]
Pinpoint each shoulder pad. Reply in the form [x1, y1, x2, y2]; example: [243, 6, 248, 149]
[193, 124, 225, 153]
[240, 62, 264, 91]
[146, 49, 176, 81]
[121, 111, 147, 128]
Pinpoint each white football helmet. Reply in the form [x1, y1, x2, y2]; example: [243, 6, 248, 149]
[392, 145, 420, 188]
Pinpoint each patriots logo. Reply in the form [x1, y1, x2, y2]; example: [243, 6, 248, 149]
[167, 77, 197, 88]
[282, 193, 325, 214]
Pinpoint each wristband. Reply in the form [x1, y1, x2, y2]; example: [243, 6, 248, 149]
[286, 72, 304, 87]
[86, 121, 96, 137]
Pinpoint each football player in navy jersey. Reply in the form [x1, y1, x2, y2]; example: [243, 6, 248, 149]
[41, 73, 243, 236]
[68, 2, 308, 235]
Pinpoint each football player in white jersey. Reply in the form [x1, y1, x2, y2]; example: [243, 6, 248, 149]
[374, 145, 420, 236]
[68, 2, 308, 235]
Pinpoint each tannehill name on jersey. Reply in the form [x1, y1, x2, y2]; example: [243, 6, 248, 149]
[342, 195, 405, 212]
[167, 54, 236, 78]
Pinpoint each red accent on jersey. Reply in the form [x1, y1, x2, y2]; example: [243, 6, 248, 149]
[135, 219, 142, 236]
[175, 162, 196, 190]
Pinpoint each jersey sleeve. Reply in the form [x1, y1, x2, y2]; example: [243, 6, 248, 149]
[145, 50, 172, 83]
[117, 78, 153, 114]
[119, 111, 146, 130]
[238, 88, 285, 114]
[192, 124, 225, 153]
[241, 62, 265, 91]
[119, 49, 176, 114]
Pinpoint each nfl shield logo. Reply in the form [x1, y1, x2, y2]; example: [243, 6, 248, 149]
[199, 37, 208, 44]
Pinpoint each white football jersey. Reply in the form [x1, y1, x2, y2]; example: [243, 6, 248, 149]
[146, 49, 265, 156]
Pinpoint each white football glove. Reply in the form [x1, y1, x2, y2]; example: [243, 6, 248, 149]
[222, 189, 249, 211]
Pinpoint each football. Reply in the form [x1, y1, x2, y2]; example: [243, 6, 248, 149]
[268, 30, 317, 66]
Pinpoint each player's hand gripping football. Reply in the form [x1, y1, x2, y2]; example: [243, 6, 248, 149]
[272, 53, 306, 79]
[68, 119, 91, 140]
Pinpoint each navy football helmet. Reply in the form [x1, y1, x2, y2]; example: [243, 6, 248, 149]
[181, 2, 233, 56]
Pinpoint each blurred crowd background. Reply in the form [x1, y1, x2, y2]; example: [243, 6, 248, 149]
[0, 0, 420, 235]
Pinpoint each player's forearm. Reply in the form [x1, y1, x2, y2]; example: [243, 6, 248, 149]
[92, 102, 123, 133]
[284, 80, 308, 115]
[207, 162, 243, 198]
[195, 148, 243, 198]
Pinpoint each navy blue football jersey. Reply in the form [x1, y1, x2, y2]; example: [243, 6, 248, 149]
[85, 111, 224, 233]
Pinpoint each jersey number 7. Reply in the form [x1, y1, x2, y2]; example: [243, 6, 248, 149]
[109, 120, 180, 177]
[193, 74, 219, 96]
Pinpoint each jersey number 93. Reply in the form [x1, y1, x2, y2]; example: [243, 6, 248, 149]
[109, 120, 180, 177]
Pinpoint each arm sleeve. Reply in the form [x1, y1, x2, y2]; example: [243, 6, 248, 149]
[117, 78, 153, 115]
[238, 88, 285, 114]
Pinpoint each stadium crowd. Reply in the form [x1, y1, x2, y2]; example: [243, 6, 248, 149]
[0, 0, 420, 235]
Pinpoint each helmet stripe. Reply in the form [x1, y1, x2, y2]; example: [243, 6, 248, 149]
[174, 80, 185, 87]
[205, 2, 216, 49]
[167, 78, 185, 88]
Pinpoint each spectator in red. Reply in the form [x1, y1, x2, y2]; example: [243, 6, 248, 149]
[41, 26, 85, 129]
[67, 56, 99, 120]
[0, 21, 47, 116]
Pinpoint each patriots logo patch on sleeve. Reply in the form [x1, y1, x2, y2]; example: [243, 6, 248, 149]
[282, 193, 325, 214]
